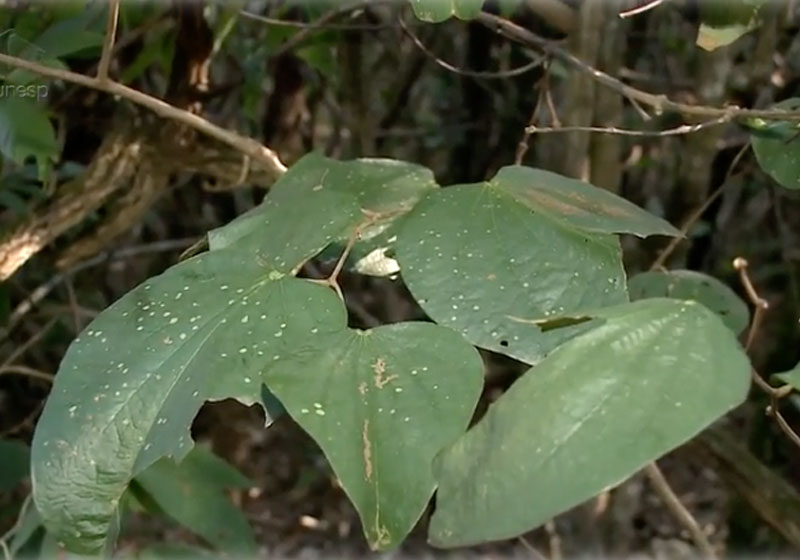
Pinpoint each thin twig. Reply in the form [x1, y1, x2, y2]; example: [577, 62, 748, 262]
[733, 258, 800, 452]
[271, 0, 387, 59]
[644, 462, 717, 558]
[733, 257, 770, 351]
[518, 535, 549, 560]
[0, 401, 44, 438]
[240, 9, 389, 30]
[97, 0, 121, 81]
[0, 52, 286, 176]
[0, 239, 195, 343]
[0, 495, 32, 545]
[1, 318, 58, 369]
[64, 277, 82, 334]
[516, 63, 551, 164]
[0, 365, 53, 383]
[650, 142, 750, 270]
[477, 13, 800, 122]
[769, 406, 800, 449]
[544, 520, 562, 560]
[619, 0, 665, 19]
[399, 16, 545, 79]
[526, 113, 732, 137]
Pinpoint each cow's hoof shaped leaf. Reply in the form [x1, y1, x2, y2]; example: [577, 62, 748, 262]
[264, 322, 484, 551]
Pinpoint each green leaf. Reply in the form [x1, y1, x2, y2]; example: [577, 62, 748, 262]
[697, 23, 755, 50]
[628, 269, 750, 334]
[264, 322, 484, 551]
[774, 362, 800, 390]
[429, 298, 751, 547]
[751, 98, 800, 190]
[31, 250, 345, 554]
[30, 20, 103, 60]
[697, 0, 767, 51]
[209, 152, 435, 258]
[396, 182, 628, 365]
[493, 166, 680, 238]
[410, 0, 484, 22]
[0, 440, 29, 492]
[3, 5, 104, 84]
[0, 97, 58, 171]
[132, 446, 255, 553]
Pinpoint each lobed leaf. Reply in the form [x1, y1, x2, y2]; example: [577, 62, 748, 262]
[264, 322, 484, 551]
[429, 299, 751, 547]
[31, 250, 344, 553]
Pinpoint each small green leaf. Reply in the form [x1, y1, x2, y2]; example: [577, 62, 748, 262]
[429, 299, 751, 547]
[31, 250, 345, 553]
[628, 269, 750, 334]
[751, 98, 800, 190]
[0, 97, 58, 171]
[774, 362, 800, 391]
[31, 21, 103, 60]
[697, 0, 766, 51]
[264, 322, 484, 551]
[0, 440, 29, 492]
[410, 0, 484, 22]
[133, 447, 256, 553]
[397, 182, 627, 365]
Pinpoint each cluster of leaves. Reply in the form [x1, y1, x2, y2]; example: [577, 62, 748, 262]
[3, 0, 800, 557]
[21, 150, 757, 555]
[0, 2, 105, 181]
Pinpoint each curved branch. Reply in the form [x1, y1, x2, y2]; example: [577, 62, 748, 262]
[477, 12, 800, 122]
[0, 52, 287, 177]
